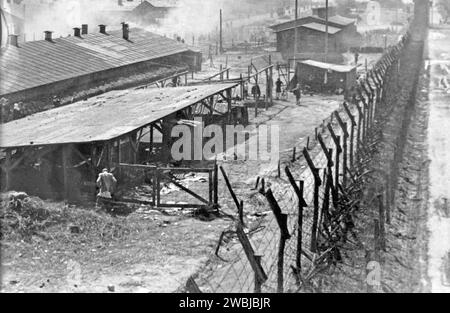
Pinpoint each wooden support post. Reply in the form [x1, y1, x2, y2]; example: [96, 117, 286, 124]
[209, 170, 213, 204]
[292, 147, 296, 162]
[265, 69, 269, 111]
[226, 88, 232, 123]
[220, 64, 223, 80]
[116, 138, 121, 164]
[152, 167, 157, 206]
[106, 142, 112, 170]
[149, 125, 154, 160]
[213, 161, 218, 205]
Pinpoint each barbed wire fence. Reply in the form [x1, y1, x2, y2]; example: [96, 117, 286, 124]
[179, 30, 413, 294]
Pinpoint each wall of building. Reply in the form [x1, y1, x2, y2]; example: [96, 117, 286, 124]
[276, 27, 339, 57]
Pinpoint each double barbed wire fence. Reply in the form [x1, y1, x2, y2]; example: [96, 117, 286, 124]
[181, 29, 414, 293]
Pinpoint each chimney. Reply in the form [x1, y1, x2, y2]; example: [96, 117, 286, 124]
[8, 34, 19, 47]
[99, 24, 107, 34]
[73, 27, 81, 37]
[81, 24, 88, 35]
[44, 31, 53, 42]
[121, 22, 129, 40]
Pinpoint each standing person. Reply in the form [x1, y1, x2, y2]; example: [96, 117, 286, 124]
[292, 83, 302, 106]
[275, 78, 283, 100]
[251, 84, 261, 102]
[354, 51, 360, 65]
[96, 168, 117, 210]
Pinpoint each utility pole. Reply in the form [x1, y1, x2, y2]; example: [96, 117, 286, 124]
[294, 0, 298, 76]
[219, 9, 223, 54]
[325, 0, 329, 62]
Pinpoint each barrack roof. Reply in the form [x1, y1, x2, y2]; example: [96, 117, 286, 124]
[0, 27, 193, 96]
[0, 83, 238, 149]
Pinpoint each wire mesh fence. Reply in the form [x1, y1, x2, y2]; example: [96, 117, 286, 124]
[183, 31, 411, 294]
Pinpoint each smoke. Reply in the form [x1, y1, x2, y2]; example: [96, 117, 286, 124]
[21, 0, 119, 40]
[147, 0, 228, 40]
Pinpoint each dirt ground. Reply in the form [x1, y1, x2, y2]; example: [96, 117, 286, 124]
[0, 52, 344, 293]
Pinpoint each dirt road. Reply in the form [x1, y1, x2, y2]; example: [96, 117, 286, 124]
[426, 26, 450, 292]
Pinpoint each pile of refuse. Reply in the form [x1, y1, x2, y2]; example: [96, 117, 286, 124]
[0, 192, 52, 240]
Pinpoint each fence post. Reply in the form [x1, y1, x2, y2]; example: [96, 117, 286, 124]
[265, 189, 291, 293]
[343, 102, 356, 168]
[334, 111, 349, 187]
[327, 124, 342, 190]
[239, 200, 245, 226]
[356, 92, 367, 142]
[220, 166, 241, 215]
[236, 223, 268, 293]
[303, 148, 322, 253]
[355, 103, 363, 160]
[285, 167, 307, 274]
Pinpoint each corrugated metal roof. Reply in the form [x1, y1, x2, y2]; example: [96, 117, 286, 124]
[0, 27, 193, 96]
[301, 23, 342, 34]
[0, 83, 238, 148]
[269, 15, 354, 33]
[299, 60, 356, 73]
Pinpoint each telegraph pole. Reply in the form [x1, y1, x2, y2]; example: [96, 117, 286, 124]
[294, 0, 298, 70]
[219, 9, 223, 54]
[325, 0, 329, 62]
